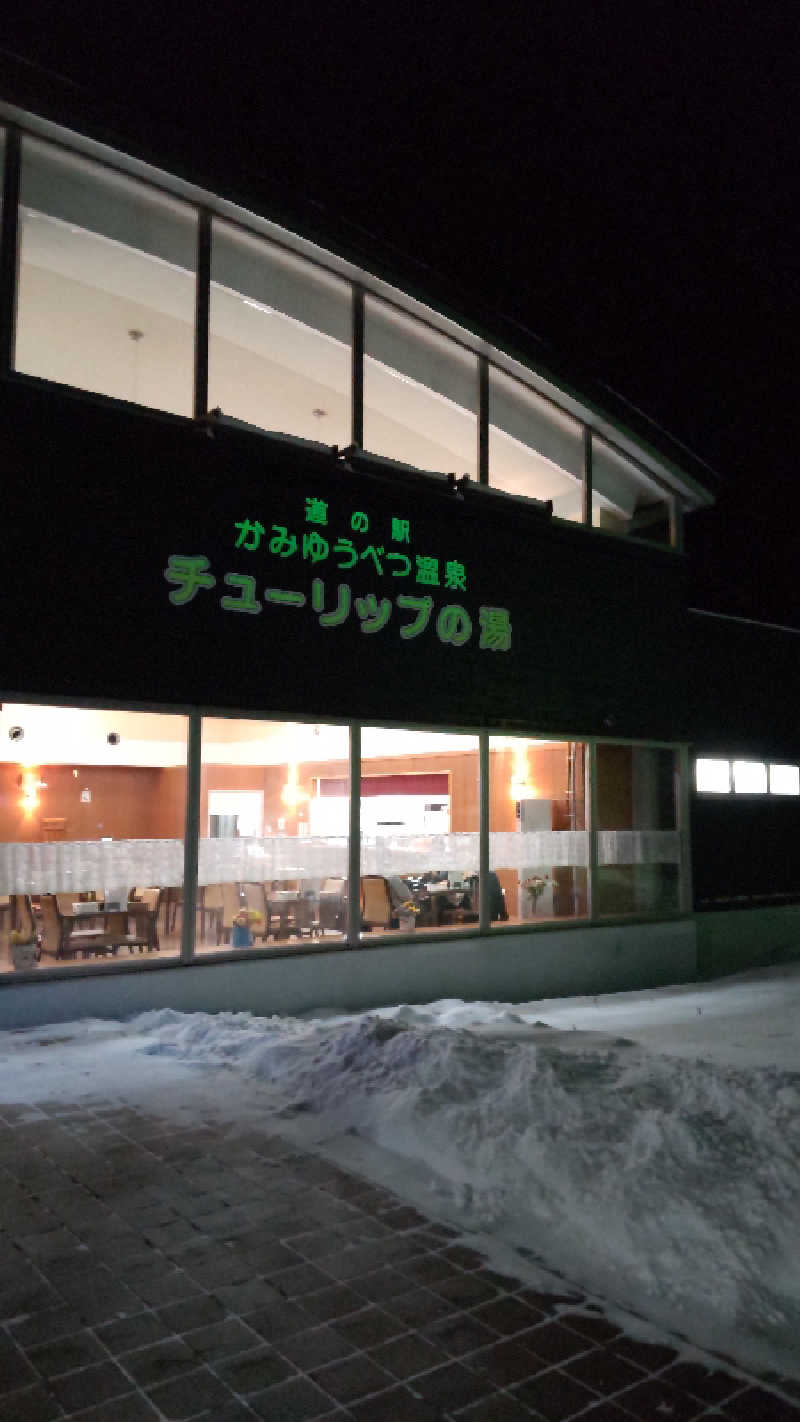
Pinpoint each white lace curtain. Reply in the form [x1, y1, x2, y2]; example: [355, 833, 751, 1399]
[0, 828, 681, 894]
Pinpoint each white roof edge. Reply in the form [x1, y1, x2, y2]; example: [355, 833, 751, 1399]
[1, 99, 715, 510]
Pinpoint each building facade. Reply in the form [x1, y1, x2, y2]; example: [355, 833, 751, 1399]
[2, 97, 798, 1027]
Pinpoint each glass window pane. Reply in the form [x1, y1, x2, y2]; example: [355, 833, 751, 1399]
[489, 370, 584, 520]
[732, 760, 767, 794]
[199, 718, 349, 951]
[695, 758, 731, 793]
[592, 437, 673, 544]
[0, 704, 187, 971]
[16, 138, 197, 414]
[209, 220, 351, 446]
[364, 298, 477, 475]
[769, 763, 800, 796]
[490, 737, 588, 923]
[596, 745, 681, 916]
[360, 727, 479, 936]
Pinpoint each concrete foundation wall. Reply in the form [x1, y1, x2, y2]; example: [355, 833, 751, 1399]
[0, 920, 697, 1030]
[696, 905, 800, 980]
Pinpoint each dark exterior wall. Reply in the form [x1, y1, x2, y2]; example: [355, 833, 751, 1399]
[687, 610, 800, 907]
[687, 611, 800, 760]
[691, 797, 800, 907]
[1, 379, 689, 744]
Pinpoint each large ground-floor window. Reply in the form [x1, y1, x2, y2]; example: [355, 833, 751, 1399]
[0, 700, 687, 975]
[490, 737, 589, 924]
[0, 703, 187, 970]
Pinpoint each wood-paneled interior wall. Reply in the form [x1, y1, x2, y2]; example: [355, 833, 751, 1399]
[3, 746, 587, 920]
[489, 745, 581, 916]
[595, 745, 633, 829]
[0, 764, 186, 843]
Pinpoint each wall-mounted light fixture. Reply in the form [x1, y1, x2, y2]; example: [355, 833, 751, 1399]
[19, 768, 41, 816]
[509, 744, 534, 802]
[281, 761, 309, 810]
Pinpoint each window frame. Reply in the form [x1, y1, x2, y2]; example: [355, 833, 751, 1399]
[0, 116, 699, 544]
[0, 690, 691, 984]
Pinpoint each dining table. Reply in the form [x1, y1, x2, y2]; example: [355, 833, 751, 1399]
[414, 884, 471, 927]
[266, 891, 315, 940]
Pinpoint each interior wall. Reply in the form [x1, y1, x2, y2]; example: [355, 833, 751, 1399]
[150, 768, 188, 839]
[596, 745, 633, 828]
[201, 751, 480, 840]
[0, 764, 174, 842]
[490, 747, 575, 914]
[200, 763, 290, 838]
[1, 747, 572, 866]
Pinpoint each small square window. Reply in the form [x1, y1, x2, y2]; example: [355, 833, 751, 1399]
[732, 760, 768, 794]
[769, 764, 800, 796]
[695, 758, 730, 793]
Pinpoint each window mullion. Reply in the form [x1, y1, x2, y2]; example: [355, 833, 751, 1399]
[0, 124, 21, 377]
[478, 356, 489, 485]
[347, 723, 361, 945]
[193, 209, 211, 419]
[181, 710, 202, 961]
[351, 285, 364, 447]
[478, 731, 490, 933]
[677, 744, 693, 913]
[582, 426, 593, 526]
[587, 741, 598, 919]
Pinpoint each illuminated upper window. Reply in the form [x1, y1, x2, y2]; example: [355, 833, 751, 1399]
[732, 760, 768, 794]
[695, 758, 730, 793]
[769, 764, 800, 796]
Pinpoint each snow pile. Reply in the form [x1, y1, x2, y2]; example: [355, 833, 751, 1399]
[2, 965, 799, 1377]
[133, 978, 800, 1376]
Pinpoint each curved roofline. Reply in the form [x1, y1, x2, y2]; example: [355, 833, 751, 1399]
[0, 59, 717, 509]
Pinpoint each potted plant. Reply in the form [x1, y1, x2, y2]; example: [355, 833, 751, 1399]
[10, 929, 39, 969]
[231, 908, 263, 948]
[523, 875, 549, 914]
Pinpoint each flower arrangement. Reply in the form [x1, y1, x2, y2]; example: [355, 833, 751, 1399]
[523, 875, 549, 912]
[231, 906, 263, 948]
[233, 908, 264, 928]
[399, 900, 420, 915]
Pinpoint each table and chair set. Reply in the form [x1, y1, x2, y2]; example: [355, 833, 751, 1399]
[161, 880, 348, 946]
[2, 871, 508, 966]
[0, 890, 159, 962]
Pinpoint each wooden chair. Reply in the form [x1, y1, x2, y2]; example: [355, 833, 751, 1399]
[40, 894, 107, 959]
[128, 887, 161, 950]
[360, 875, 396, 931]
[318, 878, 346, 934]
[17, 895, 37, 942]
[201, 884, 224, 942]
[101, 911, 153, 955]
[291, 895, 316, 939]
[216, 882, 243, 945]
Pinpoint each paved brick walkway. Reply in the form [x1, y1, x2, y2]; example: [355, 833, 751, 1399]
[1, 1097, 798, 1421]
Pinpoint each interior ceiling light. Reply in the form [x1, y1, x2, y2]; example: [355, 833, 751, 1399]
[312, 408, 327, 419]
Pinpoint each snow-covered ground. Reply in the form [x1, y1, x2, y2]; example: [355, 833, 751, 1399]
[1, 961, 799, 1380]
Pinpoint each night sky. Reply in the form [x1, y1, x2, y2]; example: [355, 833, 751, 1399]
[3, 4, 798, 627]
